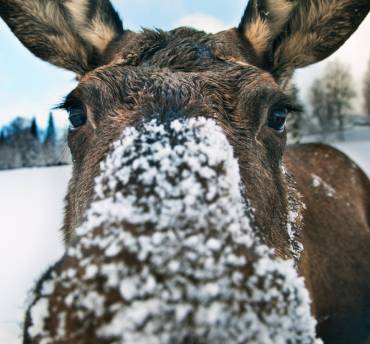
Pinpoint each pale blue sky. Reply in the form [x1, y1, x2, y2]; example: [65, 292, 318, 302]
[0, 1, 369, 128]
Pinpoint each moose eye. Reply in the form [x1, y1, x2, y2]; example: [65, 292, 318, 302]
[268, 107, 288, 132]
[68, 106, 87, 129]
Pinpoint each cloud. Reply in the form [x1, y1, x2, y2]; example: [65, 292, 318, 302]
[174, 13, 228, 33]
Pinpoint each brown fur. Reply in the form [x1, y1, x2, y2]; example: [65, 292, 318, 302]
[240, 0, 370, 83]
[287, 144, 370, 343]
[0, 0, 123, 73]
[1, 1, 370, 343]
[241, 0, 295, 60]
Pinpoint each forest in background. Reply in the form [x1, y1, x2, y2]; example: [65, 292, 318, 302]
[0, 58, 370, 170]
[0, 113, 71, 170]
[285, 59, 370, 143]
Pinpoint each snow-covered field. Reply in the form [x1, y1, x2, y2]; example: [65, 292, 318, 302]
[0, 141, 369, 343]
[334, 141, 370, 177]
[0, 166, 70, 344]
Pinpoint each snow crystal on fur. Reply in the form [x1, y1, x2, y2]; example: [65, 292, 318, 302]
[27, 117, 320, 343]
[311, 174, 336, 198]
[282, 165, 305, 260]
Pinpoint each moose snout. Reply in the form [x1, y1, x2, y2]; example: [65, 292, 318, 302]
[142, 91, 208, 126]
[158, 110, 184, 124]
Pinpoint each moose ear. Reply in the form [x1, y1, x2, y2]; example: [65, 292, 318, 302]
[240, 0, 370, 83]
[0, 0, 124, 75]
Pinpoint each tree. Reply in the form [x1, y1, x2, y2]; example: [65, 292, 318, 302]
[30, 117, 39, 138]
[25, 117, 44, 167]
[309, 60, 356, 141]
[286, 83, 306, 144]
[0, 129, 5, 142]
[364, 58, 370, 117]
[43, 112, 58, 166]
[45, 112, 56, 143]
[0, 115, 71, 170]
[310, 78, 332, 139]
[1, 118, 30, 169]
[325, 61, 356, 140]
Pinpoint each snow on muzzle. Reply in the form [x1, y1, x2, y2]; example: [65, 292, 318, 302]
[27, 117, 321, 344]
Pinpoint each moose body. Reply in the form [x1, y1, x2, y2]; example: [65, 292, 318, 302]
[287, 144, 370, 342]
[1, 0, 370, 343]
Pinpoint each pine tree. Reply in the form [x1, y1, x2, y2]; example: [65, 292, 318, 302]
[45, 112, 56, 143]
[0, 128, 12, 170]
[25, 117, 43, 167]
[30, 117, 38, 138]
[44, 112, 58, 166]
[0, 117, 45, 169]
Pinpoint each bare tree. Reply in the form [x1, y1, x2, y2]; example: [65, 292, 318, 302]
[364, 58, 370, 117]
[286, 83, 306, 144]
[310, 79, 331, 141]
[309, 60, 356, 141]
[325, 61, 356, 140]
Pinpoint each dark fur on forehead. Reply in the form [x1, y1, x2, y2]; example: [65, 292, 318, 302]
[102, 28, 220, 71]
[69, 64, 264, 123]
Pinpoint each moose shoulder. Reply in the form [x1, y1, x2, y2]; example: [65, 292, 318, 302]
[286, 143, 370, 343]
[1, 0, 369, 343]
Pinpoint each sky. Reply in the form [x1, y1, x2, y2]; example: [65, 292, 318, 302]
[0, 0, 369, 128]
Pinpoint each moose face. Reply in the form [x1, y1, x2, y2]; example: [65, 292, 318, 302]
[1, 0, 368, 254]
[62, 28, 296, 254]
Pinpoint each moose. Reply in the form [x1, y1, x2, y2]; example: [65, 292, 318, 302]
[1, 0, 370, 343]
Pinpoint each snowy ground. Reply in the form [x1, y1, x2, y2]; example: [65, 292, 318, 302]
[0, 166, 70, 344]
[0, 141, 369, 343]
[334, 140, 370, 177]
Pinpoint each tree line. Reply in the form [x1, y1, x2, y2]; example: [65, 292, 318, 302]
[0, 113, 71, 170]
[288, 58, 370, 143]
[1, 58, 370, 170]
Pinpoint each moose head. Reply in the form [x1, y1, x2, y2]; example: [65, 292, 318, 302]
[1, 0, 367, 247]
[1, 0, 369, 343]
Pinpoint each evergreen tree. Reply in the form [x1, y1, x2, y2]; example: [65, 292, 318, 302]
[45, 112, 56, 143]
[0, 115, 70, 169]
[0, 128, 13, 170]
[25, 117, 43, 167]
[30, 117, 39, 138]
[43, 112, 59, 166]
[0, 129, 5, 142]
